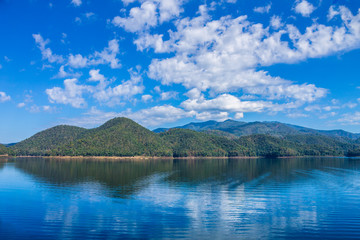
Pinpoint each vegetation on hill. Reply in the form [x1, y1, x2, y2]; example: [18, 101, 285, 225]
[155, 119, 360, 140]
[11, 125, 87, 156]
[0, 144, 8, 155]
[160, 129, 249, 157]
[54, 118, 173, 157]
[11, 118, 172, 157]
[8, 117, 360, 158]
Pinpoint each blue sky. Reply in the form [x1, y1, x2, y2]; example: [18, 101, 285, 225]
[0, 0, 360, 143]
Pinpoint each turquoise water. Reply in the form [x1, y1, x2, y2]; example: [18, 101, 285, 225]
[1, 157, 360, 239]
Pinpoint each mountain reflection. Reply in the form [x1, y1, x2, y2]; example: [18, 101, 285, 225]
[10, 157, 360, 199]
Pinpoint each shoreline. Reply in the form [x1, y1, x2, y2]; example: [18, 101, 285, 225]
[4, 155, 356, 161]
[8, 155, 260, 160]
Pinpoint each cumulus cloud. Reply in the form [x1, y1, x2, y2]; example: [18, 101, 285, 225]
[46, 70, 144, 108]
[294, 0, 315, 17]
[181, 94, 272, 113]
[91, 70, 144, 105]
[338, 112, 360, 125]
[46, 78, 91, 108]
[67, 105, 192, 128]
[88, 69, 106, 82]
[32, 34, 64, 64]
[71, 0, 82, 7]
[67, 39, 121, 69]
[113, 2, 158, 32]
[33, 35, 121, 69]
[53, 65, 81, 79]
[141, 94, 153, 102]
[270, 15, 283, 30]
[160, 91, 178, 100]
[113, 0, 184, 32]
[142, 4, 360, 118]
[0, 92, 11, 103]
[254, 4, 271, 14]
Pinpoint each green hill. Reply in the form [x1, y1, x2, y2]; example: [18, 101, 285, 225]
[55, 118, 172, 157]
[8, 117, 360, 158]
[11, 118, 172, 157]
[11, 125, 87, 156]
[0, 144, 8, 155]
[155, 119, 360, 140]
[159, 128, 249, 157]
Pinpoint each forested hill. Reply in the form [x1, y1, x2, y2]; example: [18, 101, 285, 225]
[154, 119, 360, 140]
[0, 144, 8, 155]
[6, 117, 360, 157]
[11, 118, 172, 157]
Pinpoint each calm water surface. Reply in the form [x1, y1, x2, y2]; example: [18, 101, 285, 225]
[1, 157, 360, 239]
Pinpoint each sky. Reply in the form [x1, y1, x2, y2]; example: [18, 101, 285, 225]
[0, 0, 360, 143]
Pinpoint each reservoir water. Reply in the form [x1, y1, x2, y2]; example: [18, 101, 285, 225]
[1, 157, 360, 239]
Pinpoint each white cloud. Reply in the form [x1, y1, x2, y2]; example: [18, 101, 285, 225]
[287, 113, 309, 118]
[144, 5, 360, 115]
[126, 105, 193, 126]
[85, 12, 95, 19]
[67, 39, 121, 69]
[46, 78, 91, 108]
[254, 4, 271, 14]
[157, 0, 184, 23]
[338, 112, 360, 125]
[88, 69, 106, 82]
[327, 5, 339, 21]
[270, 15, 283, 30]
[68, 105, 193, 127]
[113, 0, 184, 32]
[181, 94, 272, 113]
[160, 91, 178, 100]
[185, 88, 202, 99]
[141, 94, 153, 102]
[68, 54, 88, 68]
[32, 34, 64, 64]
[294, 0, 315, 17]
[71, 0, 82, 7]
[112, 1, 158, 32]
[53, 65, 81, 79]
[91, 71, 144, 105]
[47, 70, 144, 108]
[0, 92, 11, 103]
[195, 111, 229, 121]
[17, 102, 26, 108]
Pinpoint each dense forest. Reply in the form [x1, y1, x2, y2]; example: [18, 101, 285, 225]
[5, 117, 360, 158]
[0, 144, 8, 155]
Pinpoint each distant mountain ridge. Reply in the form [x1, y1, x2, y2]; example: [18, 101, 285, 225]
[4, 117, 360, 158]
[154, 119, 360, 140]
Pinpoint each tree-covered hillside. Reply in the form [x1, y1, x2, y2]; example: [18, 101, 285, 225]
[160, 129, 250, 157]
[0, 144, 8, 155]
[155, 119, 360, 140]
[11, 118, 172, 157]
[8, 117, 360, 158]
[11, 125, 87, 156]
[54, 118, 173, 157]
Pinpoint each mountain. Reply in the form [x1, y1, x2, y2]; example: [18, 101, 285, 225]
[11, 118, 172, 157]
[11, 125, 87, 156]
[55, 118, 172, 156]
[159, 128, 250, 157]
[154, 119, 360, 140]
[0, 144, 8, 155]
[8, 117, 360, 158]
[236, 134, 355, 157]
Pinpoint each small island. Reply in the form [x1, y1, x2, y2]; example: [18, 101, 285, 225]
[2, 117, 360, 158]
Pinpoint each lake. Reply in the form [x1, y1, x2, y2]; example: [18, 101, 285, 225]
[1, 157, 360, 239]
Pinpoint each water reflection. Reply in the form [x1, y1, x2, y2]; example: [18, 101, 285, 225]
[0, 157, 360, 239]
